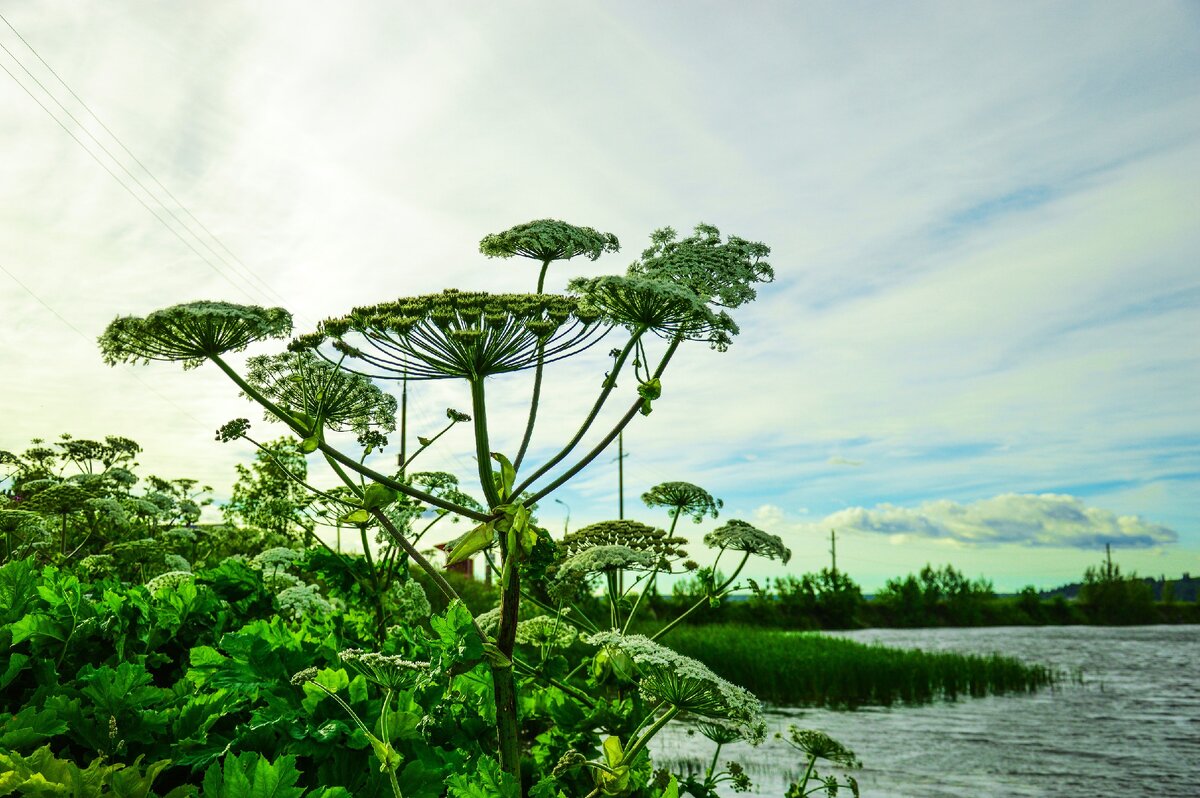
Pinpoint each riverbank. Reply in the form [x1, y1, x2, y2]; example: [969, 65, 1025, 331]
[652, 624, 1200, 797]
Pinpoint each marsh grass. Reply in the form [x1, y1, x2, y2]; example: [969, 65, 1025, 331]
[657, 624, 1054, 708]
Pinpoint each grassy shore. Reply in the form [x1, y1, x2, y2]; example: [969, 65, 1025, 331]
[657, 624, 1054, 708]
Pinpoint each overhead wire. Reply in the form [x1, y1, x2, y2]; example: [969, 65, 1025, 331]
[0, 12, 294, 312]
[0, 12, 308, 319]
[0, 260, 212, 432]
[0, 12, 532, 504]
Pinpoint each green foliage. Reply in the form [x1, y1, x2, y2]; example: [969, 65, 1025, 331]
[222, 440, 313, 545]
[1, 433, 211, 573]
[1079, 553, 1157, 624]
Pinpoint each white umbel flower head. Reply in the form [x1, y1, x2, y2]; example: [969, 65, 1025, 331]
[586, 631, 766, 744]
[388, 579, 432, 625]
[475, 607, 503, 637]
[515, 615, 578, 648]
[146, 570, 195, 595]
[163, 553, 192, 572]
[251, 547, 304, 570]
[549, 545, 657, 603]
[339, 648, 430, 690]
[703, 519, 791, 564]
[276, 583, 332, 620]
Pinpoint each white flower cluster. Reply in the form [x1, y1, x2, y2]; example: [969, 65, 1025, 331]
[339, 648, 430, 689]
[263, 570, 303, 592]
[165, 527, 197, 543]
[703, 519, 791, 564]
[251, 546, 304, 570]
[514, 615, 577, 649]
[163, 553, 192, 572]
[276, 583, 332, 621]
[549, 545, 657, 603]
[78, 554, 115, 574]
[475, 607, 502, 637]
[586, 631, 766, 744]
[146, 570, 195, 595]
[388, 579, 431, 626]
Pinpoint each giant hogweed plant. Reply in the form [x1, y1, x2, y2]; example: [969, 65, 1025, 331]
[99, 220, 780, 797]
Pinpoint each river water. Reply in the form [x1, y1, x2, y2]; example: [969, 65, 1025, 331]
[651, 625, 1199, 797]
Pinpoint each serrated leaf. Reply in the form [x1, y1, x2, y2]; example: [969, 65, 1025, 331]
[446, 755, 518, 798]
[0, 705, 68, 752]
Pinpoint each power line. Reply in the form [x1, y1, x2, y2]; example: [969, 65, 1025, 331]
[0, 13, 302, 317]
[0, 11, 293, 311]
[0, 261, 211, 431]
[0, 54, 263, 305]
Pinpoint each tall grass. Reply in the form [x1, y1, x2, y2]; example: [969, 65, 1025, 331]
[660, 624, 1054, 708]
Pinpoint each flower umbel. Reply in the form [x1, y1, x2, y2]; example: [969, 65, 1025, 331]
[586, 631, 766, 744]
[339, 649, 430, 690]
[99, 301, 292, 370]
[642, 481, 723, 524]
[244, 350, 398, 434]
[704, 519, 791, 564]
[291, 289, 608, 382]
[479, 219, 619, 263]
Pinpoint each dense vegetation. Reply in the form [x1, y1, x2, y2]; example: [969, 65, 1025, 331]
[3, 219, 868, 798]
[657, 562, 1198, 630]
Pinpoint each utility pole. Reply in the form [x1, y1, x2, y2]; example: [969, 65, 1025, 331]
[613, 431, 630, 591]
[555, 498, 571, 535]
[618, 432, 625, 519]
[829, 529, 838, 577]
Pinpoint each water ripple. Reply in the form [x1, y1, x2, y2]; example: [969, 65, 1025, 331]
[652, 625, 1200, 796]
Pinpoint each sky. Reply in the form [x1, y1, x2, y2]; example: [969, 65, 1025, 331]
[1, 1, 1197, 592]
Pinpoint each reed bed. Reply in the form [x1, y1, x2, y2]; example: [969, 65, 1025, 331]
[660, 624, 1055, 708]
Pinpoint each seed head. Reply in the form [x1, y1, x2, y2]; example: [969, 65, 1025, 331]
[291, 290, 608, 382]
[560, 519, 689, 562]
[629, 224, 773, 310]
[479, 219, 619, 263]
[245, 350, 397, 434]
[704, 519, 791, 564]
[586, 631, 766, 743]
[99, 301, 292, 370]
[642, 481, 723, 523]
[568, 274, 738, 351]
[780, 727, 861, 769]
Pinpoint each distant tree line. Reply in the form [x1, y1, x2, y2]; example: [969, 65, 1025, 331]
[647, 561, 1199, 629]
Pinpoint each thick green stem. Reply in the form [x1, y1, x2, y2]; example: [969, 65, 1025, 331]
[796, 755, 817, 793]
[512, 347, 545, 472]
[623, 704, 680, 766]
[512, 259, 552, 471]
[511, 328, 646, 497]
[208, 353, 491, 522]
[705, 742, 724, 785]
[523, 334, 682, 506]
[468, 378, 504, 509]
[651, 551, 750, 642]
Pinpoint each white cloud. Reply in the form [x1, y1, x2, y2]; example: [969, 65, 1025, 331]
[0, 0, 1197, 571]
[827, 456, 864, 468]
[824, 494, 1178, 549]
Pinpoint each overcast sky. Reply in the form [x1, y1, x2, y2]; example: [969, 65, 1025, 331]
[1, 1, 1197, 591]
